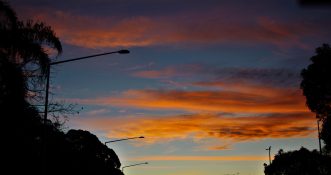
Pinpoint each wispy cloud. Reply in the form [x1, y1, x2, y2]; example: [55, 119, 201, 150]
[69, 86, 307, 113]
[73, 112, 315, 145]
[212, 67, 301, 88]
[68, 66, 312, 145]
[132, 64, 204, 79]
[206, 144, 232, 151]
[127, 155, 269, 161]
[132, 65, 301, 88]
[86, 108, 110, 115]
[15, 6, 328, 48]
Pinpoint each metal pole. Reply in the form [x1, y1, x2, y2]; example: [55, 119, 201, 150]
[41, 49, 129, 172]
[269, 147, 271, 164]
[266, 146, 271, 165]
[51, 51, 118, 65]
[122, 162, 148, 172]
[42, 63, 50, 173]
[44, 64, 50, 125]
[105, 136, 144, 145]
[44, 50, 129, 123]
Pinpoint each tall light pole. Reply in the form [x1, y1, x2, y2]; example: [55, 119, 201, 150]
[43, 49, 130, 124]
[105, 136, 144, 145]
[42, 50, 130, 168]
[41, 49, 129, 173]
[266, 146, 271, 165]
[122, 162, 148, 172]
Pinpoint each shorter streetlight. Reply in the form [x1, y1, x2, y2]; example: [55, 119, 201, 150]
[105, 136, 145, 145]
[122, 162, 148, 172]
[266, 146, 271, 165]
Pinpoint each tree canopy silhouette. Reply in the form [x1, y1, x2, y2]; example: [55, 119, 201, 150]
[1, 1, 124, 174]
[301, 44, 331, 152]
[321, 117, 331, 153]
[301, 44, 331, 118]
[264, 147, 331, 175]
[0, 1, 62, 74]
[0, 0, 62, 109]
[264, 44, 331, 175]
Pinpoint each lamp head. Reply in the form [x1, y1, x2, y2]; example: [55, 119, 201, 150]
[118, 49, 130, 54]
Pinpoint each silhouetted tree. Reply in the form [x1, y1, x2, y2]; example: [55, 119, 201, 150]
[1, 0, 79, 127]
[0, 0, 62, 75]
[301, 44, 331, 118]
[0, 0, 62, 108]
[264, 147, 331, 175]
[264, 44, 331, 175]
[66, 129, 121, 168]
[301, 44, 331, 152]
[321, 117, 331, 154]
[1, 1, 124, 175]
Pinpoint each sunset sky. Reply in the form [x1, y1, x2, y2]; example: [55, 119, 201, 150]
[10, 0, 331, 175]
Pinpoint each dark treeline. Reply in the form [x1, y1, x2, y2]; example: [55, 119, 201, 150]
[264, 44, 331, 175]
[0, 1, 123, 174]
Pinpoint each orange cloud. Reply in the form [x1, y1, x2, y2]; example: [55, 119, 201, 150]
[192, 81, 294, 96]
[133, 69, 178, 79]
[73, 112, 316, 145]
[71, 86, 307, 113]
[18, 8, 318, 48]
[128, 155, 269, 161]
[132, 64, 204, 79]
[68, 78, 312, 145]
[207, 144, 232, 151]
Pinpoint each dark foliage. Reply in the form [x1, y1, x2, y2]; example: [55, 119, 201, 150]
[1, 1, 123, 174]
[0, 0, 69, 120]
[265, 44, 331, 175]
[301, 44, 331, 152]
[321, 117, 331, 153]
[264, 147, 331, 175]
[301, 44, 331, 117]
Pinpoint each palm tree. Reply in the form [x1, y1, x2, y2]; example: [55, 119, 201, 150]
[0, 0, 62, 101]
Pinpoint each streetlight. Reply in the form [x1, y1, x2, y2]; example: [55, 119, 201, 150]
[121, 162, 148, 172]
[266, 146, 271, 165]
[41, 49, 129, 174]
[43, 49, 130, 124]
[105, 136, 144, 145]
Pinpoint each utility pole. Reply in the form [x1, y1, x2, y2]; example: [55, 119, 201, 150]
[266, 146, 271, 165]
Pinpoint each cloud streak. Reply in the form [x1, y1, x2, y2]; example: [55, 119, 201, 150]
[69, 67, 312, 144]
[70, 86, 307, 113]
[73, 112, 315, 145]
[14, 5, 328, 48]
[133, 65, 301, 88]
[133, 64, 205, 79]
[128, 155, 269, 161]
